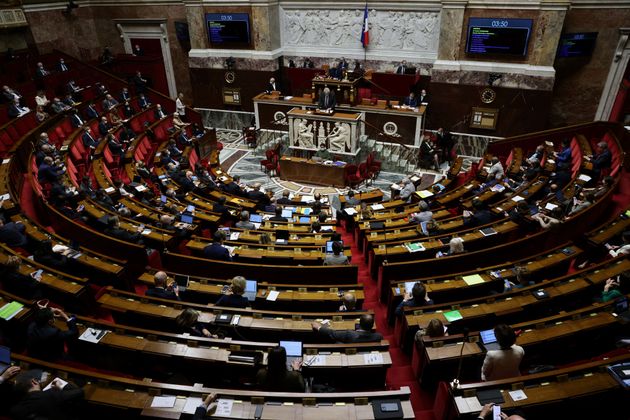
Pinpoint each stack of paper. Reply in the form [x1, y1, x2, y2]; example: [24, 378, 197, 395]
[150, 395, 176, 408]
[364, 352, 384, 365]
[462, 274, 485, 285]
[454, 396, 483, 414]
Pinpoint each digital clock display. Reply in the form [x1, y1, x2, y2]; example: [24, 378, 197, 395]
[466, 18, 533, 56]
[206, 13, 251, 46]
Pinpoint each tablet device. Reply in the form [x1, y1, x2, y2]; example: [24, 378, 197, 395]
[249, 214, 263, 223]
[281, 209, 293, 218]
[243, 280, 257, 302]
[180, 213, 194, 224]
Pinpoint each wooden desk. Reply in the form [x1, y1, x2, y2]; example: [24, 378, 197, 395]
[279, 156, 346, 186]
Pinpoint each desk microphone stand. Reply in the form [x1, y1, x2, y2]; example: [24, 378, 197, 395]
[451, 328, 469, 389]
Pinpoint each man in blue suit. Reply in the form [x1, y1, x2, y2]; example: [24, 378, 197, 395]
[203, 231, 232, 261]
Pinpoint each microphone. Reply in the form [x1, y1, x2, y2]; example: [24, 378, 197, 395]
[451, 327, 470, 389]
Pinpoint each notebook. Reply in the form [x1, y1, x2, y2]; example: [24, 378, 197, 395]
[279, 340, 302, 370]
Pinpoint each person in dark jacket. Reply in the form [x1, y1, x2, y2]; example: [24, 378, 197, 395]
[395, 282, 434, 316]
[215, 276, 249, 308]
[145, 271, 180, 300]
[0, 218, 28, 248]
[256, 346, 305, 392]
[26, 308, 78, 361]
[1, 256, 42, 299]
[312, 314, 383, 343]
[11, 369, 84, 420]
[33, 240, 68, 270]
[203, 230, 232, 261]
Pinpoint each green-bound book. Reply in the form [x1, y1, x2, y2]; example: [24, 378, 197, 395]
[0, 301, 24, 321]
[405, 242, 426, 253]
[443, 309, 463, 322]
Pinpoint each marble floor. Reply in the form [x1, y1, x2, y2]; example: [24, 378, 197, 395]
[216, 129, 454, 200]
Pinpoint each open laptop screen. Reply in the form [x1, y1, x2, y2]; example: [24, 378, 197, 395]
[279, 341, 302, 357]
[249, 214, 263, 223]
[480, 329, 497, 344]
[243, 280, 257, 301]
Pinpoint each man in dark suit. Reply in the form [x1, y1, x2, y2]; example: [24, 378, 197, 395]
[12, 370, 84, 420]
[318, 88, 336, 110]
[104, 216, 143, 244]
[589, 141, 612, 179]
[35, 62, 49, 78]
[266, 77, 280, 93]
[276, 190, 292, 205]
[269, 207, 288, 223]
[138, 93, 151, 110]
[418, 89, 429, 104]
[0, 218, 28, 247]
[133, 44, 144, 56]
[98, 116, 112, 138]
[101, 94, 118, 112]
[402, 92, 418, 107]
[312, 314, 383, 343]
[85, 102, 99, 120]
[70, 110, 84, 128]
[8, 98, 29, 118]
[37, 157, 63, 184]
[436, 127, 454, 163]
[247, 183, 270, 210]
[57, 57, 69, 72]
[395, 60, 407, 74]
[221, 175, 245, 196]
[120, 87, 131, 102]
[1, 85, 21, 103]
[82, 127, 99, 150]
[145, 271, 180, 300]
[178, 130, 193, 148]
[212, 196, 231, 219]
[154, 104, 166, 120]
[463, 198, 494, 227]
[26, 308, 78, 361]
[203, 230, 232, 261]
[133, 71, 147, 93]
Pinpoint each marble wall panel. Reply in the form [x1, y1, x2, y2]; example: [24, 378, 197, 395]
[438, 7, 465, 61]
[550, 7, 630, 126]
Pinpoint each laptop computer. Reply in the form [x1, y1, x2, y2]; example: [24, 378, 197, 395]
[299, 216, 310, 223]
[180, 213, 194, 224]
[243, 280, 257, 302]
[249, 214, 263, 223]
[0, 346, 11, 374]
[613, 297, 630, 321]
[160, 195, 167, 204]
[174, 274, 189, 292]
[281, 209, 293, 218]
[480, 329, 501, 351]
[279, 340, 302, 370]
[186, 205, 195, 213]
[325, 240, 343, 253]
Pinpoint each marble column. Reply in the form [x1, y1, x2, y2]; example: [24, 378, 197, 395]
[185, 0, 208, 50]
[438, 0, 467, 61]
[529, 3, 570, 67]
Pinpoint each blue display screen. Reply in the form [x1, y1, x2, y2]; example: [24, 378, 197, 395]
[466, 18, 533, 56]
[206, 13, 250, 45]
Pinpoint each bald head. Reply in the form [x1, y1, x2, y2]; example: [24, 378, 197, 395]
[342, 293, 356, 310]
[154, 271, 168, 287]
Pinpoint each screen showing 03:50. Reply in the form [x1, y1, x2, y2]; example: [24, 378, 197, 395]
[206, 13, 250, 45]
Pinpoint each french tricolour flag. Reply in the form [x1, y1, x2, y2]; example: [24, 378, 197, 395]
[361, 3, 369, 48]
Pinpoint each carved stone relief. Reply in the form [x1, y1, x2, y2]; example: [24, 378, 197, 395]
[281, 9, 439, 53]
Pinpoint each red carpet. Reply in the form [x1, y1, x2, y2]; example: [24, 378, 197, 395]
[339, 224, 435, 417]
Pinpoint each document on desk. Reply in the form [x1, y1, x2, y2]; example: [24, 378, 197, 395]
[79, 328, 108, 343]
[511, 195, 524, 202]
[230, 232, 240, 241]
[371, 204, 385, 211]
[508, 390, 528, 402]
[364, 352, 384, 365]
[266, 290, 280, 301]
[578, 174, 591, 183]
[545, 203, 558, 210]
[344, 207, 357, 215]
[454, 396, 483, 414]
[182, 397, 203, 414]
[43, 377, 68, 391]
[304, 354, 326, 366]
[150, 395, 176, 408]
[215, 399, 234, 416]
[416, 190, 434, 198]
[462, 274, 485, 285]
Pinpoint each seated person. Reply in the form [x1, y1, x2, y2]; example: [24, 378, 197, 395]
[323, 241, 349, 265]
[26, 307, 78, 361]
[215, 276, 249, 308]
[203, 230, 232, 261]
[588, 141, 612, 179]
[410, 201, 433, 223]
[600, 277, 623, 302]
[103, 216, 143, 244]
[175, 308, 216, 337]
[532, 207, 563, 229]
[275, 190, 292, 205]
[256, 346, 305, 392]
[606, 231, 630, 258]
[395, 282, 434, 316]
[345, 190, 361, 206]
[269, 207, 288, 223]
[33, 240, 68, 269]
[312, 314, 383, 343]
[554, 138, 572, 169]
[338, 292, 359, 312]
[436, 237, 465, 258]
[568, 191, 595, 216]
[212, 196, 231, 219]
[145, 271, 180, 300]
[481, 324, 524, 381]
[314, 143, 332, 160]
[463, 199, 494, 227]
[0, 256, 42, 299]
[11, 369, 84, 420]
[172, 112, 189, 131]
[0, 217, 28, 248]
[399, 178, 416, 202]
[415, 318, 447, 350]
[486, 157, 505, 183]
[235, 211, 255, 230]
[402, 92, 418, 107]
